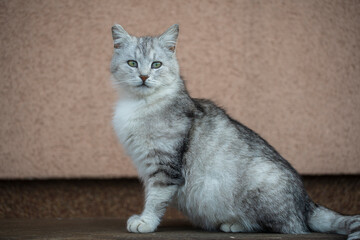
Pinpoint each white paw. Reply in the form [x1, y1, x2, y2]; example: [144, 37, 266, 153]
[220, 223, 245, 233]
[127, 215, 157, 233]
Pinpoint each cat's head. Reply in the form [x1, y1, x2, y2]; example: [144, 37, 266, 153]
[110, 24, 182, 98]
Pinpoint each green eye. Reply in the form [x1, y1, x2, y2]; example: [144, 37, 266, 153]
[127, 60, 138, 68]
[151, 61, 162, 69]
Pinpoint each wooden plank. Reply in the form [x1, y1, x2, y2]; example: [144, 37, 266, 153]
[0, 219, 346, 240]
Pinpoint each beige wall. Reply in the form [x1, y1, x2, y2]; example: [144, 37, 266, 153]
[0, 0, 359, 179]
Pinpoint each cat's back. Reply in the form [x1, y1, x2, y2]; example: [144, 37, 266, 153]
[186, 98, 301, 184]
[187, 98, 258, 159]
[189, 98, 293, 166]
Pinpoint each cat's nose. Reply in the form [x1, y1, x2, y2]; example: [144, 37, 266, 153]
[139, 75, 149, 83]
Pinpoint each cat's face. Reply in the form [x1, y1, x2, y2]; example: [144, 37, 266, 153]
[111, 24, 181, 97]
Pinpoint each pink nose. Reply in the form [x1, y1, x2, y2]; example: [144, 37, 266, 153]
[140, 75, 149, 83]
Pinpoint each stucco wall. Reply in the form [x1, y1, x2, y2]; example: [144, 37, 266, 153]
[0, 0, 359, 178]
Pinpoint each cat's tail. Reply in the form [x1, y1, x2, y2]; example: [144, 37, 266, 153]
[307, 202, 360, 240]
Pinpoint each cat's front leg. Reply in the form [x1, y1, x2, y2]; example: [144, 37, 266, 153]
[127, 184, 178, 233]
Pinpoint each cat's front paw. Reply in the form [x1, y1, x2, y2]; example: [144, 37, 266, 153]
[127, 215, 157, 233]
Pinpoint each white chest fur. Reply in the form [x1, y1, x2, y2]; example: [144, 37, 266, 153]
[113, 98, 182, 179]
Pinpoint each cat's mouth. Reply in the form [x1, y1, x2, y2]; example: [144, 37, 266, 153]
[137, 83, 150, 88]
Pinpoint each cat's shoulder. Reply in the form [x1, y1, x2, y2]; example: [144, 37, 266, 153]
[192, 98, 227, 116]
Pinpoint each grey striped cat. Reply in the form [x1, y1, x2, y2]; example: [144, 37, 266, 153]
[110, 24, 360, 239]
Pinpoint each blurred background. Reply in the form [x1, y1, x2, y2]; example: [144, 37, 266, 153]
[0, 0, 359, 219]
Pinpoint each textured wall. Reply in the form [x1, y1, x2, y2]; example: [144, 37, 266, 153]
[0, 0, 359, 179]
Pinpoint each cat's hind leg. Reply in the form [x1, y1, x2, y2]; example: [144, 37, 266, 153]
[220, 223, 247, 233]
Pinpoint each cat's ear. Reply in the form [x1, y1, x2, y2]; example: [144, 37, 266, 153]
[159, 24, 179, 52]
[111, 24, 131, 49]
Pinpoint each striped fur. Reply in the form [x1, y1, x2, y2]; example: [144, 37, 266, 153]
[110, 24, 360, 239]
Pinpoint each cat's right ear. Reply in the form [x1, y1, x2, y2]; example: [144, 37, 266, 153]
[159, 24, 179, 53]
[111, 24, 131, 49]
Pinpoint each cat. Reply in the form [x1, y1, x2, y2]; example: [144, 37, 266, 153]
[110, 24, 360, 239]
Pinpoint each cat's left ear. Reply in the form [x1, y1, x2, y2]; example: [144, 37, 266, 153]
[159, 24, 179, 52]
[111, 24, 132, 49]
